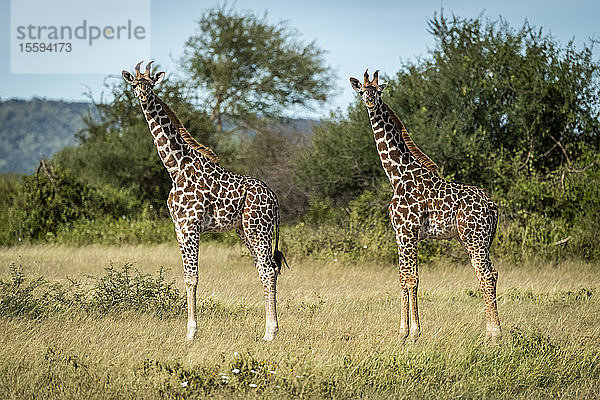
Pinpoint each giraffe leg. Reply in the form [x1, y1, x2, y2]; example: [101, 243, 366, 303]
[396, 232, 420, 341]
[469, 248, 501, 343]
[260, 267, 279, 341]
[399, 285, 410, 340]
[239, 226, 279, 341]
[407, 278, 420, 340]
[174, 223, 200, 341]
[185, 275, 198, 341]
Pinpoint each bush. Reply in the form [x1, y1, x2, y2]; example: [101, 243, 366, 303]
[0, 263, 185, 319]
[90, 263, 184, 317]
[494, 149, 600, 261]
[3, 163, 142, 244]
[0, 174, 23, 244]
[0, 264, 49, 319]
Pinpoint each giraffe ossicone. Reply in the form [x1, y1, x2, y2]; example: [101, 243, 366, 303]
[350, 69, 502, 343]
[123, 61, 288, 342]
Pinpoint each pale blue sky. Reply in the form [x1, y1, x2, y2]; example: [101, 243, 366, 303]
[1, 0, 598, 118]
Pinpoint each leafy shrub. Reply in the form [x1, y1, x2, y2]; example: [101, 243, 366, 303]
[3, 163, 143, 244]
[495, 149, 600, 261]
[0, 263, 185, 318]
[0, 174, 23, 244]
[89, 263, 184, 317]
[0, 264, 48, 319]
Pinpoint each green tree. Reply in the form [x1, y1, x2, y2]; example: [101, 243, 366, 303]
[180, 5, 335, 133]
[54, 71, 216, 215]
[11, 161, 140, 241]
[295, 103, 383, 203]
[389, 13, 600, 190]
[297, 12, 600, 202]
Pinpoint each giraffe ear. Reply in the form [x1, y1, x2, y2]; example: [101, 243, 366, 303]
[378, 82, 388, 91]
[153, 71, 165, 85]
[122, 70, 135, 84]
[349, 77, 362, 92]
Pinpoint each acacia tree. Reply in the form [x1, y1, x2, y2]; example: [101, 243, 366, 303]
[180, 6, 335, 133]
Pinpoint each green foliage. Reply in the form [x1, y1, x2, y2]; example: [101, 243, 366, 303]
[0, 263, 184, 319]
[90, 263, 184, 317]
[0, 264, 49, 319]
[0, 264, 90, 319]
[295, 103, 384, 202]
[181, 5, 335, 133]
[495, 148, 600, 260]
[0, 99, 89, 174]
[9, 163, 141, 242]
[0, 173, 21, 207]
[0, 174, 22, 244]
[282, 187, 393, 262]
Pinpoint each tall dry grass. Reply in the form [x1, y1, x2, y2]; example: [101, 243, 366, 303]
[1, 243, 599, 399]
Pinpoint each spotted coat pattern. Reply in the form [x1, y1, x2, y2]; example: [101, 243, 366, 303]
[350, 70, 501, 342]
[123, 62, 284, 341]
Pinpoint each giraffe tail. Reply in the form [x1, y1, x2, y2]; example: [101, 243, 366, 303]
[273, 212, 289, 275]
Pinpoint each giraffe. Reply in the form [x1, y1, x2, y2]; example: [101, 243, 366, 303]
[350, 70, 501, 342]
[122, 61, 287, 341]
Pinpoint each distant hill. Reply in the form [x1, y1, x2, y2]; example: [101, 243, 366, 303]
[0, 98, 318, 175]
[0, 98, 92, 174]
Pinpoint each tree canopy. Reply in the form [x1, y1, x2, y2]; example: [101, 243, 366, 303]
[297, 12, 600, 200]
[180, 5, 335, 133]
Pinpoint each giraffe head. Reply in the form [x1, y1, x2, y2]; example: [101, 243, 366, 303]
[122, 61, 165, 102]
[349, 69, 388, 109]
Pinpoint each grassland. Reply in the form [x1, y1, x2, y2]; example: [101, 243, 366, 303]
[1, 243, 599, 399]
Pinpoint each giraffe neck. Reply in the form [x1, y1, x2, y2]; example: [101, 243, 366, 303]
[368, 102, 438, 186]
[138, 93, 209, 181]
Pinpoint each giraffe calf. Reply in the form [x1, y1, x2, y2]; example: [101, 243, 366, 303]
[351, 70, 501, 343]
[123, 61, 287, 341]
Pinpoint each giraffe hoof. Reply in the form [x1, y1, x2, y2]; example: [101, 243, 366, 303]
[485, 327, 502, 345]
[407, 331, 421, 343]
[262, 333, 277, 341]
[399, 329, 409, 341]
[186, 321, 197, 341]
[262, 328, 278, 341]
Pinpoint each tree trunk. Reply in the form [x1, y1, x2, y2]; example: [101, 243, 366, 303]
[212, 96, 223, 133]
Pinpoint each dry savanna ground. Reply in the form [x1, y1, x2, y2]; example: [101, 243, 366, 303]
[0, 243, 599, 399]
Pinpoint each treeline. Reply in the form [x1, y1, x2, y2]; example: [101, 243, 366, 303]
[2, 11, 599, 262]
